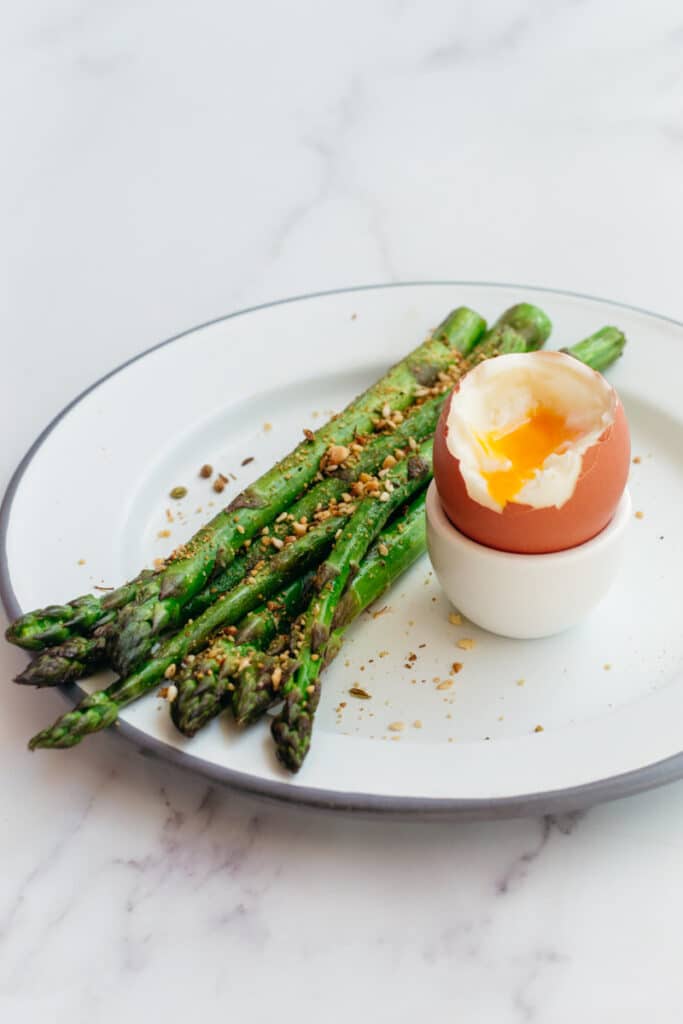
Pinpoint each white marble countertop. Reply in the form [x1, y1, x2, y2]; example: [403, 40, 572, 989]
[3, 2, 683, 1020]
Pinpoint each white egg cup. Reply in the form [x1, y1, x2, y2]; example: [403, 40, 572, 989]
[426, 480, 632, 640]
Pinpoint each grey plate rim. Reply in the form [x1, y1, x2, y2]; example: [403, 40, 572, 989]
[3, 280, 683, 819]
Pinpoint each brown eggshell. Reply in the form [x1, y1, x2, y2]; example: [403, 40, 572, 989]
[433, 386, 631, 554]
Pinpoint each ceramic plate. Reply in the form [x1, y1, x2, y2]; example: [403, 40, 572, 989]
[2, 283, 683, 818]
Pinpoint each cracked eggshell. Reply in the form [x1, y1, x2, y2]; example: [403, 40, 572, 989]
[433, 369, 631, 555]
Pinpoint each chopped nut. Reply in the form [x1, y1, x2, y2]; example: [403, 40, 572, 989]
[603, 663, 612, 671]
[379, 492, 390, 502]
[413, 720, 423, 729]
[382, 455, 397, 470]
[456, 638, 475, 651]
[451, 662, 463, 674]
[408, 437, 418, 450]
[349, 686, 371, 699]
[153, 557, 166, 570]
[534, 724, 544, 733]
[292, 521, 307, 537]
[164, 663, 177, 679]
[157, 529, 171, 539]
[632, 456, 641, 464]
[165, 684, 178, 702]
[77, 558, 86, 566]
[382, 402, 392, 419]
[516, 678, 525, 687]
[327, 444, 350, 466]
[377, 543, 389, 557]
[263, 422, 272, 432]
[236, 524, 245, 534]
[388, 721, 404, 732]
[303, 428, 315, 441]
[199, 464, 213, 478]
[448, 612, 462, 626]
[437, 679, 454, 690]
[270, 536, 284, 550]
[271, 666, 283, 689]
[635, 510, 645, 520]
[213, 478, 226, 494]
[169, 486, 187, 500]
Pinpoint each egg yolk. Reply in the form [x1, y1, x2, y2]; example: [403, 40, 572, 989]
[477, 407, 580, 507]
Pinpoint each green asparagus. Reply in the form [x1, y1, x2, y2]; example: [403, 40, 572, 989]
[28, 515, 346, 749]
[237, 488, 428, 726]
[171, 492, 428, 736]
[170, 577, 311, 738]
[561, 326, 626, 373]
[108, 307, 486, 675]
[271, 438, 433, 772]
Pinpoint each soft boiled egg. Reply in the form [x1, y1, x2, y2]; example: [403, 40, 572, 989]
[433, 351, 630, 554]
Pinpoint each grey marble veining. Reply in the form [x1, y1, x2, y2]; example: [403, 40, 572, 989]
[2, 1, 683, 1020]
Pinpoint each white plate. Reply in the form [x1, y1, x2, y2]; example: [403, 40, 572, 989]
[2, 283, 682, 818]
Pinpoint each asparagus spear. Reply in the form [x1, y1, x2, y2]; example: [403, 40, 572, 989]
[6, 302, 544, 666]
[24, 318, 623, 753]
[11, 303, 548, 686]
[28, 515, 346, 749]
[271, 438, 433, 772]
[14, 635, 109, 688]
[3, 570, 158, 652]
[108, 307, 486, 675]
[5, 594, 112, 652]
[170, 577, 312, 738]
[236, 488, 428, 726]
[13, 395, 443, 687]
[171, 492, 427, 735]
[561, 326, 625, 373]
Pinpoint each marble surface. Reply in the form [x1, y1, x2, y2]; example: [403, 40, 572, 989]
[2, 1, 683, 1020]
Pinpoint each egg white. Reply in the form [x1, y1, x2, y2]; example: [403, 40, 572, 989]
[444, 351, 617, 513]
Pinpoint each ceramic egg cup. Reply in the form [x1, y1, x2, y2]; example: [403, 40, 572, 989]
[426, 480, 632, 640]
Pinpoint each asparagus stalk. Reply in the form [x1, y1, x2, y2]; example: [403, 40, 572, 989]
[271, 438, 433, 772]
[561, 326, 625, 373]
[5, 594, 112, 652]
[3, 570, 158, 652]
[27, 515, 346, 749]
[107, 308, 486, 675]
[11, 303, 548, 686]
[170, 577, 312, 738]
[14, 635, 109, 688]
[5, 303, 544, 666]
[171, 492, 427, 736]
[13, 396, 442, 687]
[236, 488, 428, 726]
[24, 316, 624, 755]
